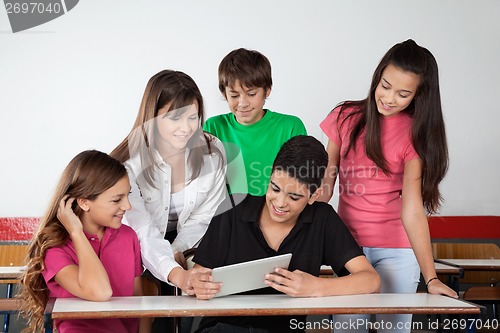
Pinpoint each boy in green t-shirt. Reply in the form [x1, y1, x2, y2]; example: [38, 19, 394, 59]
[204, 48, 307, 196]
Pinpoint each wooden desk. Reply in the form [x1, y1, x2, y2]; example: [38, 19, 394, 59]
[1, 266, 25, 333]
[0, 266, 25, 282]
[0, 298, 21, 315]
[44, 293, 481, 332]
[435, 262, 463, 275]
[320, 263, 462, 278]
[434, 262, 464, 294]
[435, 259, 500, 271]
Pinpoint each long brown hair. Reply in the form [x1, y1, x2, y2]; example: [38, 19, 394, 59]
[111, 70, 223, 188]
[338, 39, 448, 214]
[18, 150, 127, 332]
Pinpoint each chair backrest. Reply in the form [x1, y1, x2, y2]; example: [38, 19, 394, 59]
[141, 277, 159, 296]
[184, 248, 196, 270]
[432, 242, 500, 284]
[0, 244, 29, 266]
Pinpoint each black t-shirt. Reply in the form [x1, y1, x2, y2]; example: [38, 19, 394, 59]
[193, 195, 363, 333]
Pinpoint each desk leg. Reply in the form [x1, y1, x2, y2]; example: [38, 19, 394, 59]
[448, 275, 460, 295]
[447, 275, 461, 333]
[44, 298, 55, 333]
[465, 314, 479, 333]
[3, 283, 13, 333]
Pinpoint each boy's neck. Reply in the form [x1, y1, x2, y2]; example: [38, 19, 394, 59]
[258, 204, 296, 251]
[234, 109, 266, 126]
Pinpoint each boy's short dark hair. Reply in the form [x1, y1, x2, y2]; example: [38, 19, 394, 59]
[272, 135, 328, 194]
[218, 48, 272, 96]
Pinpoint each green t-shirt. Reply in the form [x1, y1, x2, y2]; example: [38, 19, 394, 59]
[203, 109, 307, 196]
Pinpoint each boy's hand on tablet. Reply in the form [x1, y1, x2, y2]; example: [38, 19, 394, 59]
[264, 268, 319, 297]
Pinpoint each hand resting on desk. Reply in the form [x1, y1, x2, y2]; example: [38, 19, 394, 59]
[427, 277, 458, 298]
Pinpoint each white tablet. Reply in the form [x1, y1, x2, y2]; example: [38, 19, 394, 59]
[211, 253, 292, 297]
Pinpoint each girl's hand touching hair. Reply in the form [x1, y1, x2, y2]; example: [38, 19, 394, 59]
[57, 195, 84, 236]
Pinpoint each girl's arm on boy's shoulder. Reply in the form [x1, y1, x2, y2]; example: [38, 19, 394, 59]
[317, 139, 341, 203]
[53, 197, 112, 301]
[401, 159, 457, 298]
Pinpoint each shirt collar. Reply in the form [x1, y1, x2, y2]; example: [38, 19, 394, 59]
[83, 226, 118, 243]
[153, 148, 192, 173]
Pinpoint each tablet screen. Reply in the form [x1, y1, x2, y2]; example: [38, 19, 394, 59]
[211, 253, 292, 297]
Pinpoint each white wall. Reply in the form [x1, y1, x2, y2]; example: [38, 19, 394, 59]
[1, 0, 499, 217]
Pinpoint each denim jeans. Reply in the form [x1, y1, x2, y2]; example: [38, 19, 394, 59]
[332, 247, 420, 333]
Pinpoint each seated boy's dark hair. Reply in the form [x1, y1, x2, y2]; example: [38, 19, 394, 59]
[272, 135, 328, 194]
[218, 48, 272, 95]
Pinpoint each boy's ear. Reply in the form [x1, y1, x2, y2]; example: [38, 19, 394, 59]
[307, 187, 323, 205]
[77, 198, 90, 212]
[265, 87, 272, 98]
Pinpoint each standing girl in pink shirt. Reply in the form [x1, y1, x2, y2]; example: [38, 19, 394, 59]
[319, 39, 457, 333]
[19, 150, 149, 333]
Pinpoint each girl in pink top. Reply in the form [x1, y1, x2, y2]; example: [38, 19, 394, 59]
[19, 150, 150, 333]
[320, 39, 457, 333]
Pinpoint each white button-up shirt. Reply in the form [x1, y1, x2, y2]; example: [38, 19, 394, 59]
[123, 137, 226, 283]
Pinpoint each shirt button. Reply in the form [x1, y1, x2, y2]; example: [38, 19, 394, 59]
[90, 238, 95, 241]
[146, 197, 151, 202]
[190, 201, 193, 204]
[165, 207, 169, 211]
[165, 180, 169, 184]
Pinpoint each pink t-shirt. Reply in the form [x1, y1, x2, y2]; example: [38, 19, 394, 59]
[320, 105, 419, 248]
[43, 224, 142, 333]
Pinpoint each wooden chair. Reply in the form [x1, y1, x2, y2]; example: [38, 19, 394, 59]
[463, 286, 500, 319]
[0, 244, 29, 266]
[183, 247, 197, 270]
[432, 243, 500, 285]
[141, 275, 160, 296]
[432, 242, 500, 319]
[140, 248, 197, 333]
[0, 244, 29, 291]
[0, 244, 29, 332]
